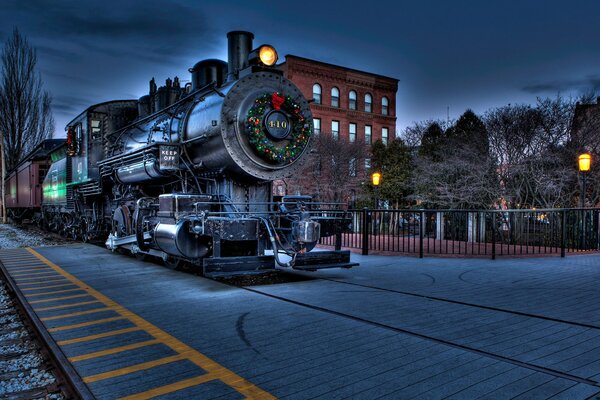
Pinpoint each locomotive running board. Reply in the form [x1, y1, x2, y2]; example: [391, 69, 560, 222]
[203, 255, 276, 278]
[291, 250, 358, 271]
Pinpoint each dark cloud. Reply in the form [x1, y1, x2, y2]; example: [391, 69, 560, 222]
[3, 0, 215, 62]
[51, 94, 99, 114]
[522, 76, 600, 95]
[3, 0, 600, 134]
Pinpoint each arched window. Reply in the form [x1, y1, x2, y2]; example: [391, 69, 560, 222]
[382, 96, 389, 115]
[349, 90, 357, 110]
[364, 93, 372, 112]
[312, 83, 322, 104]
[331, 87, 340, 108]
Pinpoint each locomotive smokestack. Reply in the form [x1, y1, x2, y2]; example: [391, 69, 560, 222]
[227, 31, 254, 82]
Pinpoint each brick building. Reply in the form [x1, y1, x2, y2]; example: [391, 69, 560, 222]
[276, 55, 399, 203]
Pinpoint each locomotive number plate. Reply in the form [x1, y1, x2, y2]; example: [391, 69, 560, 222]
[264, 110, 291, 139]
[159, 145, 180, 170]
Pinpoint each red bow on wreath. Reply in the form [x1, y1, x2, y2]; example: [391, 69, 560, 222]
[271, 92, 285, 110]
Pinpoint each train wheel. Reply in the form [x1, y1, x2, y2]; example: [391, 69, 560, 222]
[163, 256, 183, 270]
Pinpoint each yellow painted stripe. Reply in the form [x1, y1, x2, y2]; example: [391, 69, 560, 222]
[69, 339, 161, 362]
[22, 283, 77, 291]
[83, 354, 186, 383]
[118, 374, 218, 400]
[57, 327, 141, 345]
[40, 307, 111, 321]
[34, 300, 100, 312]
[5, 263, 46, 268]
[15, 274, 61, 282]
[27, 288, 83, 297]
[18, 278, 68, 286]
[11, 269, 52, 275]
[30, 294, 91, 304]
[26, 248, 275, 399]
[48, 316, 128, 332]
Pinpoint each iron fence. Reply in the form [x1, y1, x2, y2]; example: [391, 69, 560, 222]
[320, 208, 600, 258]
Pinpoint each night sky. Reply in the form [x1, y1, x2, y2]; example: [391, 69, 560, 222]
[2, 0, 600, 137]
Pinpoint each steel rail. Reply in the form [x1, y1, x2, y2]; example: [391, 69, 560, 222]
[0, 258, 96, 400]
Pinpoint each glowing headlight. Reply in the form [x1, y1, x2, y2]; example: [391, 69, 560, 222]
[248, 44, 279, 67]
[259, 45, 278, 66]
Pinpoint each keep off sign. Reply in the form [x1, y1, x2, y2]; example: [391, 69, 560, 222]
[159, 145, 180, 170]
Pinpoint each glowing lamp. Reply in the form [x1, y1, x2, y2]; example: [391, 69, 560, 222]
[578, 153, 591, 172]
[372, 172, 381, 186]
[249, 45, 278, 67]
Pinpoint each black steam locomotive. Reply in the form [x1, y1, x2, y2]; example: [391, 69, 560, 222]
[39, 31, 357, 276]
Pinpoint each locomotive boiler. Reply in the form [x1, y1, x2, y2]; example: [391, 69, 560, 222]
[40, 31, 357, 276]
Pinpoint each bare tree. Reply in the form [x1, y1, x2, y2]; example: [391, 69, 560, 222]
[484, 95, 599, 208]
[0, 28, 55, 171]
[287, 134, 367, 204]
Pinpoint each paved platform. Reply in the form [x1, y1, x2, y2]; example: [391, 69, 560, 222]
[1, 244, 599, 399]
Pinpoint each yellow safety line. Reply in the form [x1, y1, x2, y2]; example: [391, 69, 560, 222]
[83, 354, 186, 383]
[11, 269, 52, 275]
[19, 278, 69, 286]
[4, 263, 46, 268]
[22, 283, 78, 292]
[26, 248, 275, 400]
[118, 374, 218, 400]
[48, 316, 128, 332]
[15, 274, 61, 282]
[34, 300, 101, 312]
[30, 294, 91, 304]
[57, 327, 142, 346]
[40, 307, 111, 321]
[26, 288, 84, 297]
[68, 339, 162, 362]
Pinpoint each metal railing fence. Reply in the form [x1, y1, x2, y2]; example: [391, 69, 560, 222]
[319, 208, 600, 258]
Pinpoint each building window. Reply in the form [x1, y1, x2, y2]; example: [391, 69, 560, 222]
[313, 118, 321, 135]
[365, 125, 372, 144]
[382, 97, 389, 115]
[331, 120, 339, 140]
[365, 158, 371, 171]
[382, 127, 389, 144]
[349, 158, 357, 177]
[349, 90, 357, 110]
[365, 93, 372, 112]
[331, 87, 340, 108]
[349, 123, 356, 143]
[313, 83, 322, 104]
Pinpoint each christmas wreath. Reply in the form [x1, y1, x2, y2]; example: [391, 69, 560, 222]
[246, 92, 312, 163]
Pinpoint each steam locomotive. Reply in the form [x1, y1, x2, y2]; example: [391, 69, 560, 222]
[27, 31, 356, 277]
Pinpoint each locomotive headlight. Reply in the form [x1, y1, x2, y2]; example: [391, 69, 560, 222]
[248, 44, 278, 67]
[259, 45, 278, 66]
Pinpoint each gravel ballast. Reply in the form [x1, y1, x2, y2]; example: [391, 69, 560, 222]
[0, 223, 67, 399]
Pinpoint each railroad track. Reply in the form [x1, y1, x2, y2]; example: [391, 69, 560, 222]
[0, 258, 93, 400]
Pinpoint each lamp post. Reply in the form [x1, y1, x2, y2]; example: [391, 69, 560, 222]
[578, 153, 591, 249]
[371, 172, 381, 209]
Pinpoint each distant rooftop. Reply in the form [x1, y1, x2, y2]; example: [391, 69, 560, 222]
[282, 54, 399, 83]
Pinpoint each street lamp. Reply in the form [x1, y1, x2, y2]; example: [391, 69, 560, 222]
[578, 153, 591, 249]
[372, 172, 381, 208]
[579, 153, 591, 208]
